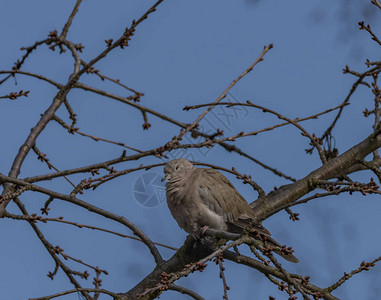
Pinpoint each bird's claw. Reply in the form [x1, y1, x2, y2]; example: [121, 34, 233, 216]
[199, 225, 209, 237]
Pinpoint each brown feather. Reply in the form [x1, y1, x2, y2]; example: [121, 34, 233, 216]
[164, 158, 299, 263]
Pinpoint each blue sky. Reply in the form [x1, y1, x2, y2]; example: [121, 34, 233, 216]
[1, 1, 381, 299]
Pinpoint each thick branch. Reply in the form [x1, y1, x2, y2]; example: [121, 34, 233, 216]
[252, 129, 381, 220]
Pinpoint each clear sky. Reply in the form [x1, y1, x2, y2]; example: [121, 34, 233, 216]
[1, 1, 381, 299]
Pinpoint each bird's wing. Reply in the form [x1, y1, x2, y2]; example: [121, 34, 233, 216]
[195, 168, 270, 234]
[194, 168, 299, 263]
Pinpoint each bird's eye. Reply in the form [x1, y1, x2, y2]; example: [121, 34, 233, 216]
[175, 165, 179, 170]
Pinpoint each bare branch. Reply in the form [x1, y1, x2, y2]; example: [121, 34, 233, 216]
[321, 65, 381, 141]
[13, 198, 92, 300]
[0, 70, 63, 88]
[178, 44, 273, 140]
[252, 129, 381, 220]
[372, 0, 381, 10]
[0, 173, 164, 264]
[167, 284, 205, 300]
[326, 256, 381, 293]
[60, 0, 83, 38]
[5, 212, 178, 251]
[29, 288, 117, 300]
[52, 114, 144, 153]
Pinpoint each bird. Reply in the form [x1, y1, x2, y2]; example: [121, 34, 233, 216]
[162, 158, 299, 263]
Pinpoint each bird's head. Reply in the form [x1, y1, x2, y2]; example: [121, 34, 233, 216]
[162, 158, 194, 182]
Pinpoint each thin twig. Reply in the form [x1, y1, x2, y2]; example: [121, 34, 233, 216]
[60, 0, 83, 38]
[0, 70, 62, 88]
[80, 59, 143, 99]
[74, 82, 297, 181]
[12, 198, 92, 300]
[29, 288, 117, 300]
[266, 253, 311, 299]
[184, 101, 348, 140]
[178, 44, 273, 140]
[358, 21, 381, 46]
[138, 237, 250, 298]
[5, 213, 177, 251]
[321, 65, 381, 141]
[325, 256, 381, 292]
[187, 100, 327, 163]
[74, 0, 164, 80]
[214, 255, 230, 300]
[372, 0, 381, 9]
[167, 284, 205, 300]
[223, 251, 338, 300]
[0, 173, 164, 265]
[192, 161, 266, 198]
[32, 145, 76, 188]
[0, 39, 49, 86]
[52, 114, 143, 153]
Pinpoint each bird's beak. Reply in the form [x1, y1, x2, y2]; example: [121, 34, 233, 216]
[161, 174, 170, 182]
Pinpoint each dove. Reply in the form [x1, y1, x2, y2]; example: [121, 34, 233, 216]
[162, 158, 298, 263]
